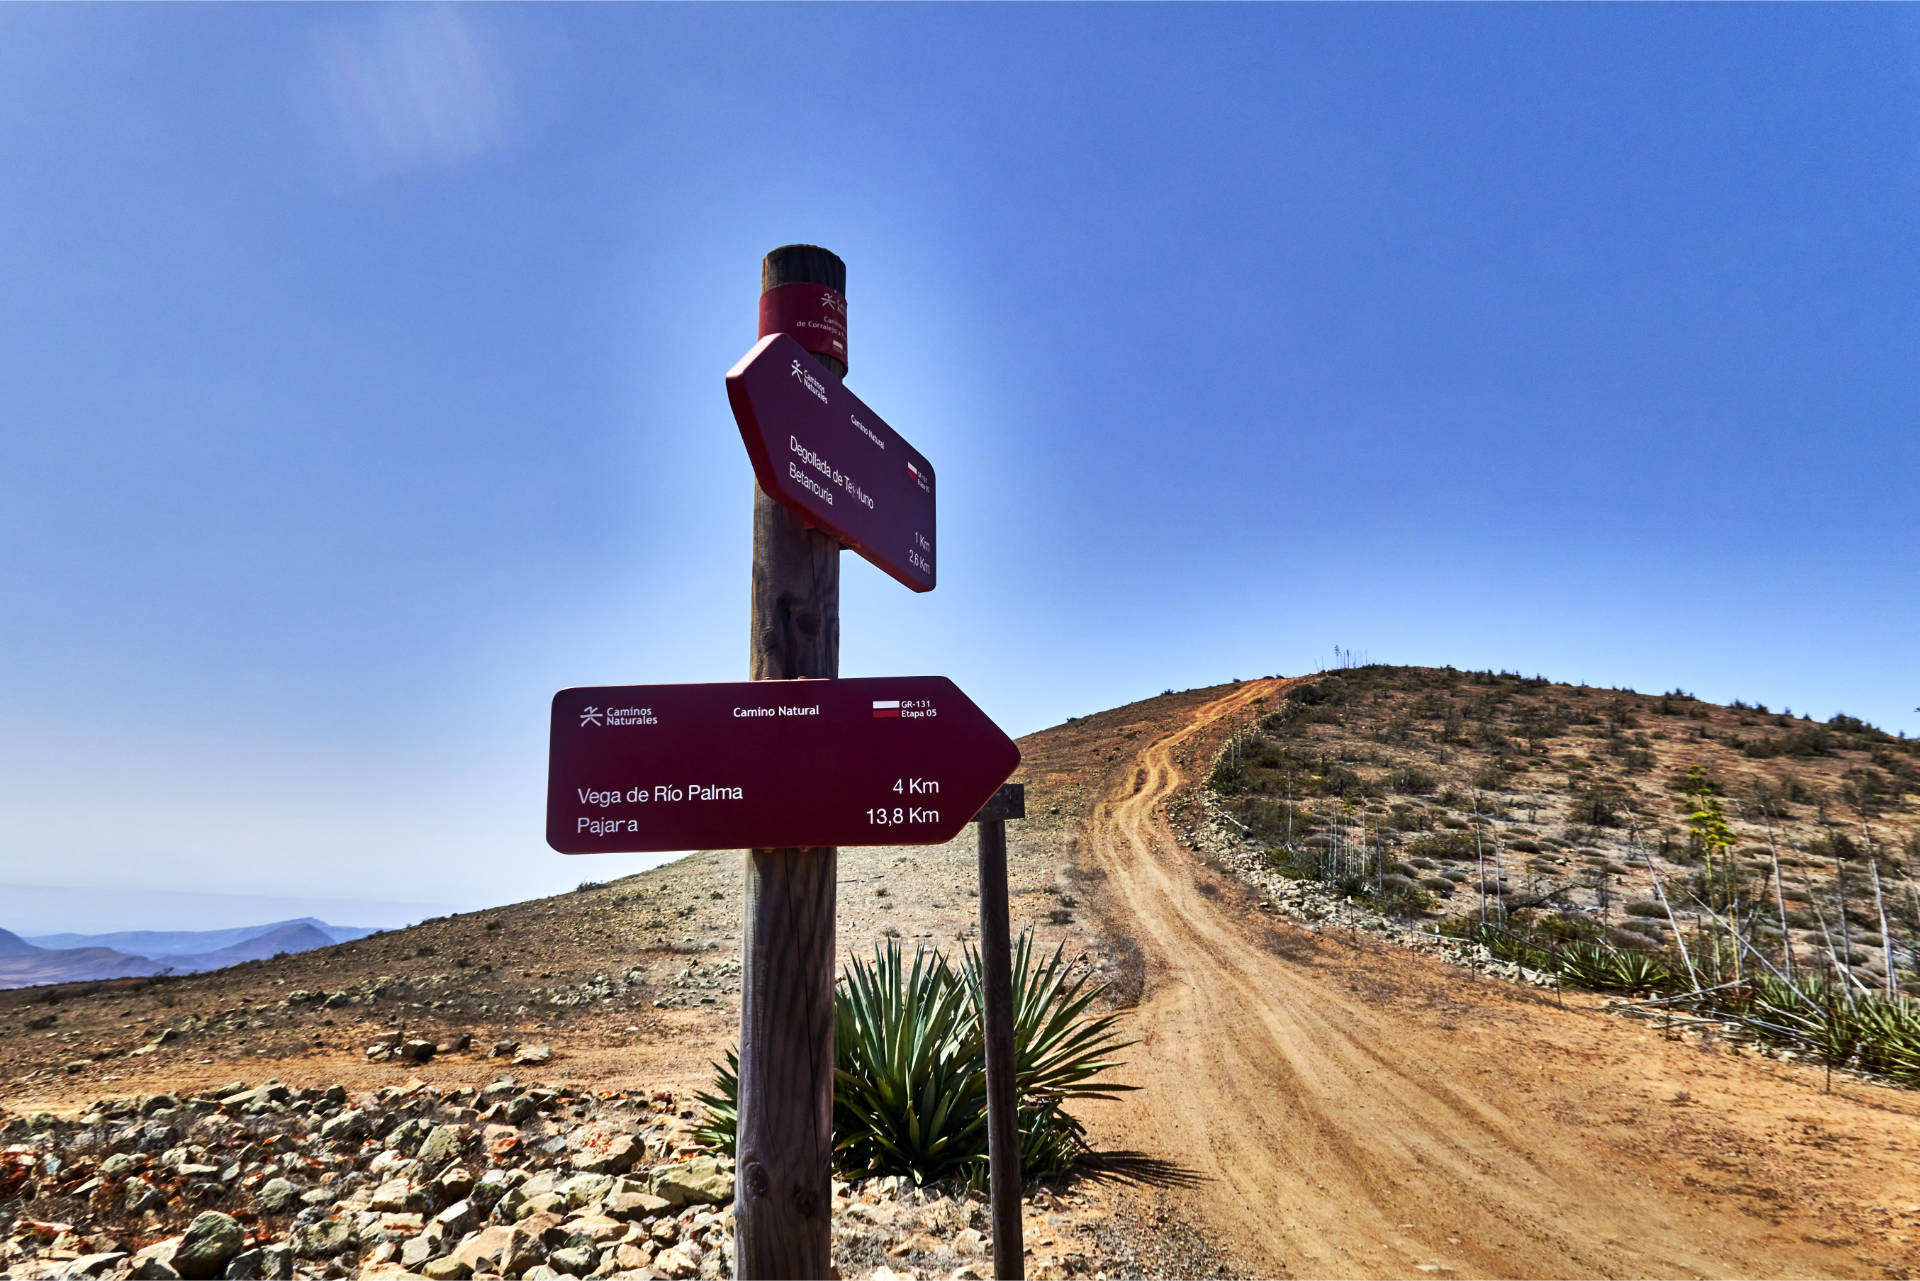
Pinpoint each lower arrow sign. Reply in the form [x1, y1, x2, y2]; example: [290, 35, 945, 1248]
[548, 677, 1020, 854]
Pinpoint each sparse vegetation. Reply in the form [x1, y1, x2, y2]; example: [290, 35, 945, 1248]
[695, 932, 1133, 1187]
[1205, 666, 1920, 1090]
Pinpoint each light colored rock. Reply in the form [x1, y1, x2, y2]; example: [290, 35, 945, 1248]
[651, 1245, 700, 1279]
[370, 1176, 420, 1212]
[124, 1176, 167, 1214]
[649, 1156, 731, 1207]
[173, 1211, 244, 1279]
[419, 1124, 464, 1167]
[400, 1233, 438, 1268]
[512, 1044, 553, 1066]
[438, 1164, 476, 1199]
[450, 1225, 513, 1272]
[611, 1242, 654, 1271]
[550, 1244, 598, 1274]
[435, 1198, 481, 1239]
[560, 1213, 627, 1244]
[568, 1126, 639, 1176]
[560, 1172, 615, 1209]
[516, 1191, 567, 1220]
[254, 1177, 301, 1215]
[128, 1237, 182, 1280]
[289, 1216, 356, 1259]
[502, 1223, 548, 1276]
[606, 1190, 673, 1221]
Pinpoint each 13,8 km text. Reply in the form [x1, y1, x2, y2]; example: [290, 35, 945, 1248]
[868, 806, 939, 826]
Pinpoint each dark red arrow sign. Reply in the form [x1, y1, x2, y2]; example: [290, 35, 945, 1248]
[727, 333, 936, 593]
[547, 677, 1018, 854]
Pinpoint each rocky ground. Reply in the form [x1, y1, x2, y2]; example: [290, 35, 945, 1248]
[0, 1072, 1122, 1281]
[16, 674, 1917, 1279]
[0, 688, 1224, 1281]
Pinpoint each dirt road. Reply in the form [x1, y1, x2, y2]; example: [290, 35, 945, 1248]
[1079, 680, 1920, 1279]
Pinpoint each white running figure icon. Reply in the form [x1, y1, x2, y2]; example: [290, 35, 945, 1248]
[579, 706, 603, 727]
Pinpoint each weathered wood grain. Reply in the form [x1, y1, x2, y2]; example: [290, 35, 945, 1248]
[736, 244, 844, 1279]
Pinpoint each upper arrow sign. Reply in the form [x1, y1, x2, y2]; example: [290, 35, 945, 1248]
[727, 333, 936, 592]
[547, 677, 1018, 853]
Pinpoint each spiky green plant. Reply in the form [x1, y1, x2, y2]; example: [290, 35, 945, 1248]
[1554, 941, 1673, 995]
[695, 932, 1133, 1187]
[960, 932, 1136, 1109]
[1852, 996, 1920, 1085]
[692, 1051, 739, 1152]
[833, 940, 986, 1182]
[960, 931, 1136, 1182]
[1723, 974, 1863, 1082]
[1462, 923, 1555, 971]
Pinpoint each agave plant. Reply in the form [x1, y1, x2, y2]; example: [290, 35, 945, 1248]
[1846, 994, 1920, 1085]
[696, 932, 1133, 1187]
[691, 1052, 739, 1153]
[833, 941, 986, 1183]
[1467, 924, 1555, 972]
[960, 932, 1137, 1182]
[960, 932, 1136, 1110]
[1722, 974, 1865, 1084]
[1553, 941, 1672, 995]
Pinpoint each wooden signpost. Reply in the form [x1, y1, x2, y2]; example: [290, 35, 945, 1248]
[737, 245, 846, 1281]
[550, 244, 1026, 1279]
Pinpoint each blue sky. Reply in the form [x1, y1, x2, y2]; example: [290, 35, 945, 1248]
[3, 5, 1915, 928]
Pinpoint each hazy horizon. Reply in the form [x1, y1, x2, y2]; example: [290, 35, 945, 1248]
[0, 881, 467, 938]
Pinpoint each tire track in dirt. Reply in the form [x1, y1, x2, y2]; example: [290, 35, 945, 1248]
[1080, 679, 1908, 1280]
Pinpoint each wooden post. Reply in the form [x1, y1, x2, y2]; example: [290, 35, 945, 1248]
[735, 244, 844, 1280]
[974, 782, 1026, 1281]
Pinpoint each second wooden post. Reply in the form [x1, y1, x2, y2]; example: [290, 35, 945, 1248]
[975, 782, 1027, 1280]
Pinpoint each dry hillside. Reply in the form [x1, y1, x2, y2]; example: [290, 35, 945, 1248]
[5, 670, 1920, 1279]
[1205, 665, 1920, 987]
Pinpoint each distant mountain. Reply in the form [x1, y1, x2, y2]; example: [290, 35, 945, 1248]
[0, 945, 160, 989]
[161, 922, 339, 974]
[0, 928, 45, 958]
[0, 917, 371, 990]
[25, 917, 377, 957]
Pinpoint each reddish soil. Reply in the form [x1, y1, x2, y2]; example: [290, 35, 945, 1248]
[1076, 679, 1920, 1279]
[7, 678, 1920, 1277]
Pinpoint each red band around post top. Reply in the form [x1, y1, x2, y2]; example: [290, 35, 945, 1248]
[759, 282, 848, 368]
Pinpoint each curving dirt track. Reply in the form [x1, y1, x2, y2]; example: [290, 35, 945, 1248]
[1079, 680, 1920, 1280]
